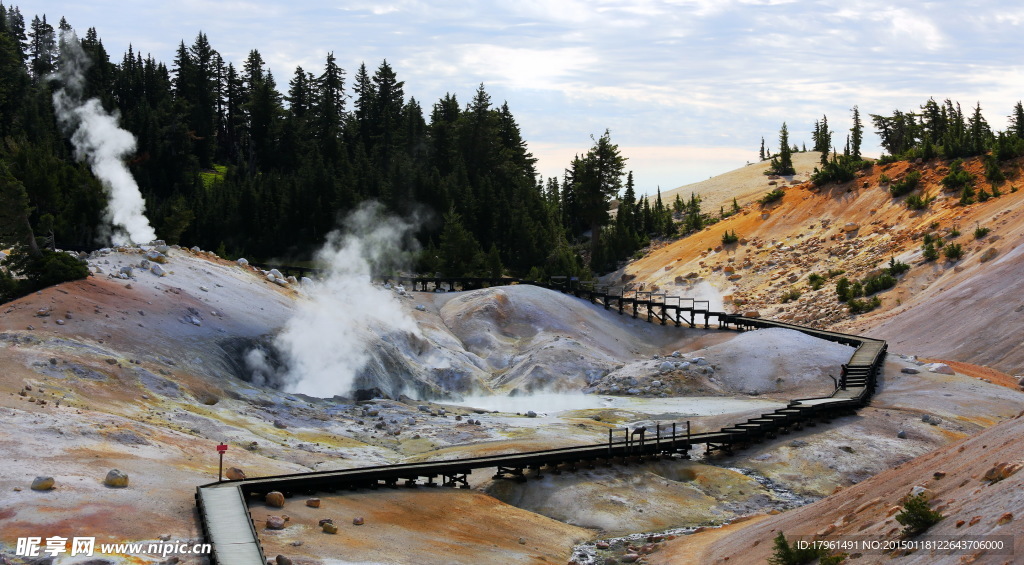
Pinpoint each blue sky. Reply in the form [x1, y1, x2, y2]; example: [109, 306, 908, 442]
[29, 0, 1024, 194]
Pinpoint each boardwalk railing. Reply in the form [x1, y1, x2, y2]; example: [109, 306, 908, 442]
[196, 276, 886, 565]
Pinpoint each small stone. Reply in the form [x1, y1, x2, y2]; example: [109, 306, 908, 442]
[103, 469, 129, 488]
[159, 534, 172, 541]
[265, 516, 286, 530]
[273, 419, 288, 429]
[306, 498, 321, 508]
[318, 518, 334, 527]
[275, 555, 292, 565]
[997, 512, 1013, 525]
[225, 467, 246, 481]
[896, 430, 907, 439]
[265, 491, 286, 507]
[526, 411, 537, 418]
[933, 471, 946, 480]
[322, 522, 338, 534]
[352, 516, 364, 525]
[31, 476, 55, 491]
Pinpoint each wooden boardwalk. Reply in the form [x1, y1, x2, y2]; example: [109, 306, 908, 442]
[195, 277, 887, 565]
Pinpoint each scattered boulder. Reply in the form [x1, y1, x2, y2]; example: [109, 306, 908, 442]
[273, 419, 288, 429]
[983, 461, 1022, 483]
[526, 410, 537, 418]
[909, 486, 934, 502]
[275, 555, 292, 565]
[658, 361, 675, 374]
[901, 367, 920, 374]
[922, 414, 942, 426]
[997, 512, 1014, 525]
[265, 491, 286, 508]
[352, 516, 365, 525]
[896, 430, 907, 439]
[925, 363, 955, 375]
[237, 258, 249, 267]
[103, 469, 129, 488]
[979, 248, 998, 262]
[225, 467, 247, 481]
[151, 264, 166, 277]
[31, 476, 55, 491]
[306, 498, 321, 508]
[322, 522, 338, 534]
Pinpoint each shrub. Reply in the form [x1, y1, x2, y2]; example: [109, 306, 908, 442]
[905, 193, 934, 210]
[761, 188, 785, 205]
[827, 268, 846, 278]
[848, 296, 881, 314]
[811, 156, 860, 186]
[876, 154, 899, 165]
[943, 242, 964, 260]
[780, 288, 801, 303]
[862, 272, 896, 295]
[922, 240, 939, 262]
[984, 154, 1006, 184]
[835, 277, 852, 302]
[941, 159, 974, 191]
[878, 173, 892, 185]
[949, 227, 961, 238]
[974, 225, 991, 239]
[767, 532, 846, 565]
[886, 257, 910, 276]
[808, 273, 825, 290]
[721, 230, 739, 244]
[895, 493, 943, 538]
[889, 170, 922, 197]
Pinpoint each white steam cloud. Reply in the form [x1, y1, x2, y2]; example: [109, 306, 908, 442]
[51, 30, 157, 246]
[269, 202, 423, 397]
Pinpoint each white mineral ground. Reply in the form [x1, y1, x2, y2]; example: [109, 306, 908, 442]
[4, 152, 1024, 564]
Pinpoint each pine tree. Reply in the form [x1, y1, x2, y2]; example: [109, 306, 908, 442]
[576, 129, 627, 259]
[850, 105, 863, 159]
[767, 122, 795, 175]
[759, 137, 765, 161]
[1010, 101, 1024, 140]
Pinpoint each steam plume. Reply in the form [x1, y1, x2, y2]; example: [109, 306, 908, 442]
[265, 202, 423, 397]
[51, 30, 156, 246]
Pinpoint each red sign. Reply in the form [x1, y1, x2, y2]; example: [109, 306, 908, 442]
[216, 443, 228, 453]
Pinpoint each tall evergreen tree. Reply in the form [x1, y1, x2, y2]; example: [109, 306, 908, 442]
[767, 122, 795, 175]
[850, 105, 863, 159]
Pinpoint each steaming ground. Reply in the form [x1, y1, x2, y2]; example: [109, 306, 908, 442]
[3, 248, 1023, 565]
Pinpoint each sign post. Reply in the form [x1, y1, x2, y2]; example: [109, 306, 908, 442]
[216, 443, 228, 481]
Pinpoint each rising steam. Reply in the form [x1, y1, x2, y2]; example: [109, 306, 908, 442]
[258, 202, 423, 397]
[51, 30, 156, 246]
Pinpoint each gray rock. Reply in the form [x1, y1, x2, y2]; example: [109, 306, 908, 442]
[659, 361, 675, 373]
[103, 469, 129, 488]
[789, 440, 808, 448]
[897, 430, 907, 439]
[31, 476, 55, 491]
[922, 414, 942, 425]
[237, 258, 249, 266]
[901, 367, 920, 374]
[526, 410, 537, 418]
[151, 264, 166, 277]
[273, 419, 288, 429]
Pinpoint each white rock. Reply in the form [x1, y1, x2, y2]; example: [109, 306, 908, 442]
[286, 276, 298, 285]
[910, 485, 934, 501]
[273, 277, 289, 287]
[190, 246, 202, 253]
[270, 269, 284, 279]
[237, 258, 249, 267]
[300, 277, 313, 286]
[925, 363, 955, 375]
[659, 361, 675, 373]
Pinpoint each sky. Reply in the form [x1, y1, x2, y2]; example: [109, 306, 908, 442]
[26, 0, 1024, 195]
